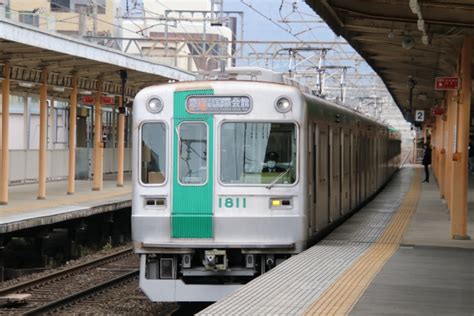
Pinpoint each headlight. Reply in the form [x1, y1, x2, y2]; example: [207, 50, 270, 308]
[275, 97, 292, 113]
[147, 97, 163, 113]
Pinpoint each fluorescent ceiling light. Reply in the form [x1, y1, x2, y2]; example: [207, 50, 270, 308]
[53, 86, 65, 92]
[18, 82, 35, 88]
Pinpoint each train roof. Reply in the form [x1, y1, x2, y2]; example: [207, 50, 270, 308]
[176, 67, 392, 129]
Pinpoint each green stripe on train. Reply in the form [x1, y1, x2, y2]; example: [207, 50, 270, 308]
[172, 89, 214, 238]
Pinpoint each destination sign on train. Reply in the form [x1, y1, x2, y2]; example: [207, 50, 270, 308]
[186, 96, 252, 113]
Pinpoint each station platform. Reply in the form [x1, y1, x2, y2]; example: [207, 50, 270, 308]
[199, 166, 474, 315]
[0, 174, 131, 234]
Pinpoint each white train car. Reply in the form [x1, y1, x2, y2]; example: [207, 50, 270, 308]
[132, 68, 401, 302]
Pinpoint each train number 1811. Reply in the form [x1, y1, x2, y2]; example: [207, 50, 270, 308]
[218, 197, 247, 209]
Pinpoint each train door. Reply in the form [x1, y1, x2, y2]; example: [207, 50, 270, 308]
[376, 135, 380, 188]
[365, 134, 370, 199]
[361, 132, 367, 201]
[374, 136, 378, 192]
[350, 129, 356, 210]
[312, 123, 318, 232]
[342, 130, 350, 214]
[371, 136, 376, 194]
[368, 136, 373, 195]
[316, 125, 329, 230]
[354, 127, 360, 206]
[331, 127, 341, 221]
[171, 89, 214, 239]
[308, 123, 315, 234]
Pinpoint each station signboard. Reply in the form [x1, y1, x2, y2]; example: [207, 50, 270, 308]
[80, 95, 95, 105]
[101, 96, 115, 105]
[434, 77, 459, 90]
[431, 107, 445, 116]
[415, 110, 425, 122]
[80, 96, 116, 105]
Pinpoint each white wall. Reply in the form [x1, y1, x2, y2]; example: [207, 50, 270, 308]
[10, 114, 25, 150]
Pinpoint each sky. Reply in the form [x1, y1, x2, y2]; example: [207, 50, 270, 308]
[117, 0, 406, 124]
[223, 0, 339, 42]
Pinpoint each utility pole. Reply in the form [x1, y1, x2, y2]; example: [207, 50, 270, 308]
[211, 0, 224, 26]
[79, 6, 86, 37]
[91, 0, 98, 37]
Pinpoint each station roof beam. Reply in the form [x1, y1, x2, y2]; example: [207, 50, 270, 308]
[0, 19, 194, 100]
[306, 0, 474, 118]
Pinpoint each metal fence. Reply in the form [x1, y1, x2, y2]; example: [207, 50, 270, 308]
[9, 148, 131, 184]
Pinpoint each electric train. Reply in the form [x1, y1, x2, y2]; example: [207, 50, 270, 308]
[132, 68, 401, 302]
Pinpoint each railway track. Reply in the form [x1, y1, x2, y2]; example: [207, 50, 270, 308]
[0, 247, 139, 315]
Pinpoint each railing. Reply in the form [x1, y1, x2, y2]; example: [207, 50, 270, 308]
[9, 148, 131, 184]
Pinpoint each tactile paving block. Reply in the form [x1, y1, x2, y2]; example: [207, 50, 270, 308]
[200, 168, 416, 316]
[326, 212, 394, 243]
[199, 240, 371, 316]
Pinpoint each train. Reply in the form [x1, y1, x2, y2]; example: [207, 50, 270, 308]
[132, 67, 401, 302]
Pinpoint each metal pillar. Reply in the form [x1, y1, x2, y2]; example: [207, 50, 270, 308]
[0, 62, 10, 205]
[117, 96, 125, 187]
[92, 80, 103, 191]
[37, 68, 48, 200]
[67, 76, 78, 195]
[451, 37, 472, 239]
[117, 70, 127, 187]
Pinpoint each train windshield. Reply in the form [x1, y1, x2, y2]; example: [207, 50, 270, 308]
[141, 122, 166, 184]
[220, 122, 297, 185]
[178, 122, 208, 185]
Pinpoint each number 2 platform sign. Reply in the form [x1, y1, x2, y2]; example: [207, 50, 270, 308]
[415, 110, 425, 122]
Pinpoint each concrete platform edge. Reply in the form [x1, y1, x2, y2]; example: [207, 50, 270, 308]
[0, 199, 131, 234]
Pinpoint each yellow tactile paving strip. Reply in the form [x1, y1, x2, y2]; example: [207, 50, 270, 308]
[305, 169, 421, 316]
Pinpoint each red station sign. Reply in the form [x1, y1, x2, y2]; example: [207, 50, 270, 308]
[80, 95, 95, 105]
[434, 77, 459, 90]
[431, 107, 445, 116]
[80, 96, 116, 105]
[101, 96, 115, 105]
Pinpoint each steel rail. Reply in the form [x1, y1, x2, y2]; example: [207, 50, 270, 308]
[0, 247, 133, 297]
[22, 270, 139, 315]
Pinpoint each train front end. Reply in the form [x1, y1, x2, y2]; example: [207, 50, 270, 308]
[132, 80, 307, 302]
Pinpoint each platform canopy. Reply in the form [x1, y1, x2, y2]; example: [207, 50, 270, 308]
[307, 0, 474, 121]
[0, 19, 195, 99]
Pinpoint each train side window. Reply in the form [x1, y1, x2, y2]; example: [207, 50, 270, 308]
[178, 122, 208, 185]
[141, 123, 167, 184]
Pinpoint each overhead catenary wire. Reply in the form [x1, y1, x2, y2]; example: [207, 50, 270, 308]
[240, 0, 304, 42]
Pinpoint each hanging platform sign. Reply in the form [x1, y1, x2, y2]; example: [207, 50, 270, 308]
[80, 95, 95, 105]
[80, 96, 116, 105]
[431, 107, 445, 116]
[434, 77, 459, 90]
[101, 96, 115, 105]
[415, 110, 425, 122]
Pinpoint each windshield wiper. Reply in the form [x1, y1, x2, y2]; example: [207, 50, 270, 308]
[265, 168, 291, 190]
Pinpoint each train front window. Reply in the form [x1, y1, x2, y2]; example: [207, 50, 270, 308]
[220, 122, 297, 185]
[178, 122, 208, 185]
[141, 122, 166, 184]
